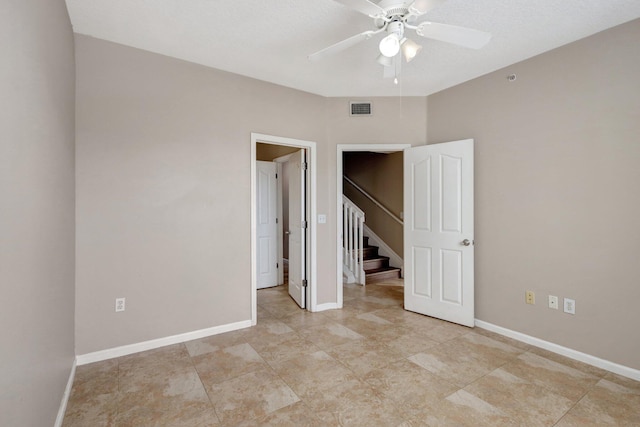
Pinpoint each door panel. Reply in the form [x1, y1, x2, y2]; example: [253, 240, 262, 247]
[256, 161, 278, 289]
[413, 246, 432, 297]
[441, 155, 462, 232]
[412, 159, 432, 231]
[441, 249, 462, 304]
[288, 150, 306, 308]
[404, 139, 474, 327]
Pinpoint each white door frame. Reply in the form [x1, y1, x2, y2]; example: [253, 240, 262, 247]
[335, 144, 411, 308]
[272, 153, 295, 287]
[252, 133, 317, 324]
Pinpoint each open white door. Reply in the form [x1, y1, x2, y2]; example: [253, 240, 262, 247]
[288, 150, 306, 308]
[256, 161, 278, 289]
[403, 139, 474, 327]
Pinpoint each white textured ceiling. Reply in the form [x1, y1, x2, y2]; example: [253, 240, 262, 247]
[65, 0, 640, 97]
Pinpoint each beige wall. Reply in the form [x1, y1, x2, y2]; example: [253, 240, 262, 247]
[74, 37, 429, 354]
[74, 35, 330, 354]
[344, 152, 404, 257]
[74, 20, 639, 372]
[0, 1, 76, 425]
[427, 20, 640, 370]
[326, 97, 427, 146]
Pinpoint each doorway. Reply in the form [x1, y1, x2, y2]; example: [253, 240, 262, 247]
[336, 144, 411, 308]
[337, 141, 475, 327]
[251, 133, 317, 326]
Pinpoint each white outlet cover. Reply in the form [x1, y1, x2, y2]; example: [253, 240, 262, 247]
[115, 297, 126, 312]
[318, 214, 327, 224]
[563, 298, 575, 314]
[548, 295, 559, 309]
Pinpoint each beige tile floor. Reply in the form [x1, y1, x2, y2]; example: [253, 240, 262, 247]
[63, 280, 640, 426]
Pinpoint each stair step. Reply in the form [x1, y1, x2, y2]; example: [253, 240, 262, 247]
[358, 245, 379, 258]
[365, 267, 401, 283]
[363, 256, 390, 271]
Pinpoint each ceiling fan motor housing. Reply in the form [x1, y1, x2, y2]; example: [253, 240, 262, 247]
[387, 20, 405, 36]
[374, 0, 418, 26]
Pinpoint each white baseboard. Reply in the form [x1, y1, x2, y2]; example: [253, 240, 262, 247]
[76, 320, 252, 365]
[475, 320, 640, 381]
[54, 358, 76, 427]
[314, 302, 340, 312]
[363, 224, 403, 276]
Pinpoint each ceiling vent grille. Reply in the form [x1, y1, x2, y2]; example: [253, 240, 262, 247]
[350, 101, 372, 116]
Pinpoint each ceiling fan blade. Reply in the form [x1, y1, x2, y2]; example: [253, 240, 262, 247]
[408, 0, 447, 16]
[415, 22, 492, 49]
[332, 0, 386, 17]
[308, 30, 378, 61]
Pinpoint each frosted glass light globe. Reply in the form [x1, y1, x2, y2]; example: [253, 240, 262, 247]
[379, 34, 400, 57]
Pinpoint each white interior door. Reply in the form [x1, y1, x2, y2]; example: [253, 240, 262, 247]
[256, 161, 278, 289]
[403, 139, 474, 327]
[288, 150, 306, 308]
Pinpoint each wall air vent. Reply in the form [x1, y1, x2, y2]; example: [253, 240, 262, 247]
[350, 101, 372, 116]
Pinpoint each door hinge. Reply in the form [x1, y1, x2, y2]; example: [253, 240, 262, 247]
[275, 173, 278, 179]
[302, 220, 308, 229]
[302, 279, 308, 288]
[276, 263, 279, 269]
[302, 162, 308, 171]
[276, 218, 278, 224]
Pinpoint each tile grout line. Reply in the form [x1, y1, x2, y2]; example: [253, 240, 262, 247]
[186, 342, 224, 425]
[63, 282, 640, 425]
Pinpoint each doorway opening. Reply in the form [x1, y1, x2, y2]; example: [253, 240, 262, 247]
[336, 144, 410, 308]
[251, 133, 317, 325]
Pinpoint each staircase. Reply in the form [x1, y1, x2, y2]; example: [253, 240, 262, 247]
[361, 236, 401, 283]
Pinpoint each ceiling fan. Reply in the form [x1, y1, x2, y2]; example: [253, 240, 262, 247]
[309, 0, 492, 75]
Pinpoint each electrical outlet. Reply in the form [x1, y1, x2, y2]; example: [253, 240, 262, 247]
[115, 297, 125, 312]
[548, 295, 559, 310]
[525, 290, 535, 305]
[563, 298, 575, 315]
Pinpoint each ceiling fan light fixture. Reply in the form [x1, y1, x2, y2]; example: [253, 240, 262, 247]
[401, 38, 422, 62]
[379, 33, 401, 57]
[376, 53, 393, 67]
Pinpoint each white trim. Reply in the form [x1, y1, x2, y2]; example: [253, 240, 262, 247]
[273, 153, 292, 287]
[363, 224, 403, 277]
[76, 320, 252, 365]
[54, 359, 76, 427]
[475, 320, 640, 381]
[252, 133, 317, 317]
[275, 162, 284, 285]
[313, 302, 340, 312]
[336, 144, 411, 309]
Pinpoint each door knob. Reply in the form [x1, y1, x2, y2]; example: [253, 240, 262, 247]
[285, 231, 291, 235]
[461, 239, 472, 246]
